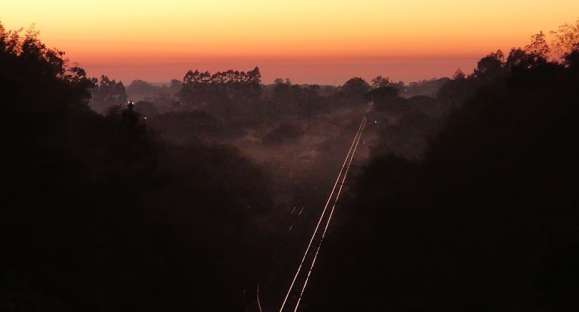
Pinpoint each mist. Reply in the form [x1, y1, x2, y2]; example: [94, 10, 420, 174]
[2, 16, 579, 312]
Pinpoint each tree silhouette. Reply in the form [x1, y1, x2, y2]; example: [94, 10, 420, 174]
[1, 23, 274, 311]
[341, 77, 370, 101]
[550, 19, 579, 58]
[90, 75, 127, 113]
[178, 67, 262, 118]
[307, 30, 579, 312]
[526, 31, 551, 57]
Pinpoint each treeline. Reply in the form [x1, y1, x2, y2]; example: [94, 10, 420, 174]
[89, 65, 446, 147]
[1, 24, 274, 311]
[306, 27, 579, 311]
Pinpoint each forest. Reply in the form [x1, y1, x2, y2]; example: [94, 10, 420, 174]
[1, 19, 578, 311]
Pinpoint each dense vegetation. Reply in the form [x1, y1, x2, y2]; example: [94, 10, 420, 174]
[307, 31, 579, 311]
[2, 19, 578, 311]
[1, 25, 273, 311]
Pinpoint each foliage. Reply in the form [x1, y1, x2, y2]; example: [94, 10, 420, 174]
[89, 75, 127, 113]
[550, 19, 579, 58]
[1, 23, 273, 311]
[340, 77, 370, 100]
[307, 38, 579, 312]
[178, 67, 262, 116]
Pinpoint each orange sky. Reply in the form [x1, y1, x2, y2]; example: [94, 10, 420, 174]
[2, 0, 578, 84]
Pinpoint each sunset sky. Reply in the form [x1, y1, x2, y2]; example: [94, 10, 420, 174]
[2, 0, 578, 84]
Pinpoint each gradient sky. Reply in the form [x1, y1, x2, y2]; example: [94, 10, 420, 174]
[2, 0, 578, 84]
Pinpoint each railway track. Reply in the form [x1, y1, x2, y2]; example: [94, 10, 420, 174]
[278, 116, 368, 312]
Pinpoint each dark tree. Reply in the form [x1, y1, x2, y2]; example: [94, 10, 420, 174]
[90, 75, 128, 113]
[306, 34, 579, 312]
[1, 24, 273, 312]
[341, 77, 370, 101]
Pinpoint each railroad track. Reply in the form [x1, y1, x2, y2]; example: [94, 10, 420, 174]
[278, 116, 368, 312]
